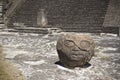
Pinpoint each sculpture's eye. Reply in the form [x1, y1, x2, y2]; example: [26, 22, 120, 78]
[80, 41, 90, 50]
[64, 40, 75, 47]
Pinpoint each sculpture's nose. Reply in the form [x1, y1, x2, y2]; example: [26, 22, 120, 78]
[72, 45, 80, 51]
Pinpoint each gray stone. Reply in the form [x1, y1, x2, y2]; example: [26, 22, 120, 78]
[56, 33, 94, 68]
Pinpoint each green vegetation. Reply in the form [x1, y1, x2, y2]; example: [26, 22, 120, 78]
[0, 45, 13, 80]
[94, 46, 110, 61]
[0, 64, 13, 80]
[0, 45, 26, 80]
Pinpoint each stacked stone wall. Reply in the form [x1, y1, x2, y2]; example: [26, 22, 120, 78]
[10, 0, 118, 33]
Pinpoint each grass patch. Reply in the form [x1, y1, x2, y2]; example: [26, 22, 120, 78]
[94, 52, 110, 61]
[0, 45, 13, 80]
[0, 61, 13, 80]
[94, 46, 110, 61]
[99, 53, 110, 61]
[0, 45, 26, 80]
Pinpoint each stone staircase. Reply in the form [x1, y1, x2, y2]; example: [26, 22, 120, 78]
[3, 0, 119, 34]
[3, 0, 26, 26]
[0, 6, 3, 23]
[0, 2, 4, 29]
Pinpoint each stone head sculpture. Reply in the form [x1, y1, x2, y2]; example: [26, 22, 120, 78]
[56, 33, 94, 68]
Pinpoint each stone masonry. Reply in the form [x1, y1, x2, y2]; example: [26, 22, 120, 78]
[4, 0, 119, 33]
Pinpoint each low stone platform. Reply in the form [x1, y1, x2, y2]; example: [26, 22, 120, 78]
[1, 27, 62, 34]
[0, 32, 120, 80]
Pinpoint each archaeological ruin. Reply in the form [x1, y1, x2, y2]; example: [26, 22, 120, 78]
[0, 0, 119, 35]
[0, 0, 120, 80]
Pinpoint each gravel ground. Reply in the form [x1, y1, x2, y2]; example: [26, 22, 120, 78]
[0, 32, 120, 80]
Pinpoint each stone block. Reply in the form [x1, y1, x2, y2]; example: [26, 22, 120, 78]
[56, 33, 94, 68]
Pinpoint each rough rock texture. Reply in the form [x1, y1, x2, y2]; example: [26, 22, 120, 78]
[57, 34, 94, 68]
[5, 0, 118, 33]
[0, 32, 120, 80]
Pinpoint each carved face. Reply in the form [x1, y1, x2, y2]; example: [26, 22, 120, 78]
[57, 34, 94, 67]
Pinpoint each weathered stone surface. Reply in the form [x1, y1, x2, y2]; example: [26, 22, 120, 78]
[56, 33, 94, 68]
[0, 32, 120, 80]
[5, 0, 113, 33]
[37, 9, 48, 27]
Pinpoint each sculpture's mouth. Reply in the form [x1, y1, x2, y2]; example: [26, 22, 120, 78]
[70, 52, 84, 60]
[70, 51, 89, 61]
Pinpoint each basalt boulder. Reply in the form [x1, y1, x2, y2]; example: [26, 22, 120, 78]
[56, 33, 94, 68]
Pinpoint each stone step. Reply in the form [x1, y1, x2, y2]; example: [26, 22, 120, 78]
[0, 20, 3, 24]
[10, 27, 62, 34]
[2, 28, 49, 34]
[0, 23, 5, 29]
[4, 0, 113, 34]
[102, 27, 119, 34]
[62, 28, 102, 33]
[62, 26, 99, 31]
